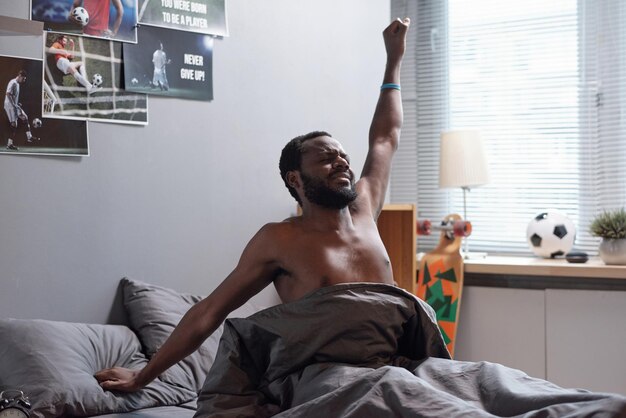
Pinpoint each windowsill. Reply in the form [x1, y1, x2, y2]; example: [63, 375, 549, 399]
[417, 254, 626, 280]
[464, 256, 625, 280]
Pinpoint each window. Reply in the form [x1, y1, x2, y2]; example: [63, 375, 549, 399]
[391, 0, 626, 254]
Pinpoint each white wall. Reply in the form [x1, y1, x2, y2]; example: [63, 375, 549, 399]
[0, 0, 390, 323]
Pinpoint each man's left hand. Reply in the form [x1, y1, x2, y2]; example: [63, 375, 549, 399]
[383, 17, 411, 63]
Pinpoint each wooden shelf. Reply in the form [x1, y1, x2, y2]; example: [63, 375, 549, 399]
[377, 204, 416, 294]
[0, 16, 43, 36]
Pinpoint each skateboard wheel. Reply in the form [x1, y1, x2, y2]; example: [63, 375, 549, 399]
[416, 219, 432, 235]
[453, 221, 472, 237]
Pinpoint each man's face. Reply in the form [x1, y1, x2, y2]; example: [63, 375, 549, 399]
[60, 37, 68, 46]
[17, 75, 26, 83]
[298, 136, 357, 209]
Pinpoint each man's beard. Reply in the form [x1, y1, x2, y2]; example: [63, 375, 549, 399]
[301, 172, 357, 209]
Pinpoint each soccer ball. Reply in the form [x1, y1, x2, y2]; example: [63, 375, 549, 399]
[32, 118, 43, 128]
[71, 7, 90, 27]
[92, 73, 103, 87]
[526, 211, 576, 258]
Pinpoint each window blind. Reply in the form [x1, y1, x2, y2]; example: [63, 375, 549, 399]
[391, 0, 626, 255]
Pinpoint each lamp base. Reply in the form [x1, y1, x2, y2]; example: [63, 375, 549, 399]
[462, 251, 488, 260]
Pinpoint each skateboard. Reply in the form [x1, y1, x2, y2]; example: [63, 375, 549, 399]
[416, 214, 471, 357]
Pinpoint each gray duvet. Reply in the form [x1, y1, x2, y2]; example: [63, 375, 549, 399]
[195, 283, 626, 418]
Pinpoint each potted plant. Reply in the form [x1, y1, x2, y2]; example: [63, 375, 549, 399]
[590, 208, 626, 265]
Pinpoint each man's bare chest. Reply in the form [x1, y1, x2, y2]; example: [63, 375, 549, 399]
[273, 225, 394, 301]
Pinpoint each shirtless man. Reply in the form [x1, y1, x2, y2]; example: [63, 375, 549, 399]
[95, 17, 411, 392]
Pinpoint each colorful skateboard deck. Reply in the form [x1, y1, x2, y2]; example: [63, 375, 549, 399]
[416, 214, 466, 357]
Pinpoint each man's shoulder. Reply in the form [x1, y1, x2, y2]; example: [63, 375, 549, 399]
[259, 217, 301, 235]
[247, 219, 301, 253]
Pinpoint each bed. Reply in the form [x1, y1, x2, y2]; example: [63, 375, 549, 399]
[0, 279, 212, 418]
[1, 279, 625, 418]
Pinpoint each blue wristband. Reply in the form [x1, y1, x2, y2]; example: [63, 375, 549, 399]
[380, 83, 401, 91]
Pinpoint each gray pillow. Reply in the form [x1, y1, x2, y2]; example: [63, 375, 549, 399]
[0, 319, 196, 418]
[121, 278, 224, 392]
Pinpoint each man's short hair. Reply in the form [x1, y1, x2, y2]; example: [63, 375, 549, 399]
[279, 131, 331, 205]
[18, 70, 27, 77]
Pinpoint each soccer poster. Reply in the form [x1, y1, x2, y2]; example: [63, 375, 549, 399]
[0, 55, 88, 157]
[44, 32, 148, 125]
[137, 0, 227, 36]
[123, 25, 213, 101]
[31, 0, 139, 44]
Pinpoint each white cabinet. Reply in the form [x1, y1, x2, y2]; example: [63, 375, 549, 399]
[546, 289, 626, 394]
[454, 286, 546, 379]
[453, 286, 626, 395]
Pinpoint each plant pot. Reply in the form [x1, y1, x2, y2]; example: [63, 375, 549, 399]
[599, 238, 626, 265]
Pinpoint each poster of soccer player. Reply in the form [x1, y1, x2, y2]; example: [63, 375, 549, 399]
[43, 32, 148, 125]
[1, 54, 89, 157]
[31, 0, 138, 44]
[137, 0, 227, 36]
[123, 25, 213, 101]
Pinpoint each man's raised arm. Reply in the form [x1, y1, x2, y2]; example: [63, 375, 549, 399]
[359, 18, 410, 218]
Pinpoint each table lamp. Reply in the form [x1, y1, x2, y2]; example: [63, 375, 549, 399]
[439, 130, 490, 258]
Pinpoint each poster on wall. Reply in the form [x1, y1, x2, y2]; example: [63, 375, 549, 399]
[0, 55, 89, 157]
[43, 32, 148, 125]
[123, 25, 213, 101]
[137, 0, 227, 36]
[31, 0, 139, 44]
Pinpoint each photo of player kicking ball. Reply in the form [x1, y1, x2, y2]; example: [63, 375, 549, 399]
[1, 54, 89, 156]
[43, 32, 148, 125]
[47, 34, 99, 94]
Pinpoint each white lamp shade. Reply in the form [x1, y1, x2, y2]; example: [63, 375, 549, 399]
[439, 130, 490, 188]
